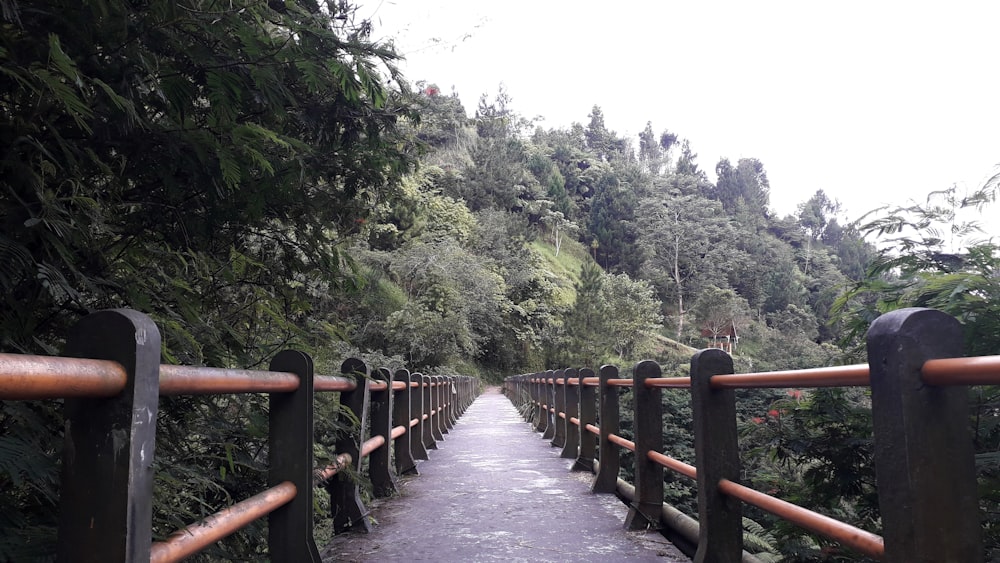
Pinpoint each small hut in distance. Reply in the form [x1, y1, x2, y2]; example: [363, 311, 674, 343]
[701, 320, 739, 354]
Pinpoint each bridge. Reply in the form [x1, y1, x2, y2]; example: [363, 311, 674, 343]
[0, 306, 997, 561]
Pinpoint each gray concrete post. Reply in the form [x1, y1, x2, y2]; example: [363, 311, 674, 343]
[58, 310, 160, 563]
[592, 365, 620, 494]
[573, 368, 597, 472]
[867, 307, 981, 563]
[560, 368, 580, 458]
[690, 348, 741, 563]
[625, 360, 664, 530]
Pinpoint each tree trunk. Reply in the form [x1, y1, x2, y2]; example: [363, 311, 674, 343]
[673, 234, 684, 340]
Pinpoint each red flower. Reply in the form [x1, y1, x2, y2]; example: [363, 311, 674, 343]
[787, 389, 803, 401]
[768, 409, 780, 418]
[752, 417, 764, 424]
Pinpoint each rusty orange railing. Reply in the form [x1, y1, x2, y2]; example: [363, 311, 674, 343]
[0, 309, 479, 562]
[506, 307, 993, 562]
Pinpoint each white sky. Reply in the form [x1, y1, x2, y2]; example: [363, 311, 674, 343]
[359, 0, 1000, 227]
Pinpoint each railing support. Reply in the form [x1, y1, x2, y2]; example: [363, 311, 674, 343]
[328, 358, 371, 533]
[592, 365, 620, 494]
[410, 372, 430, 460]
[58, 309, 160, 563]
[395, 369, 418, 474]
[421, 373, 438, 450]
[541, 370, 556, 440]
[691, 348, 741, 563]
[550, 369, 567, 448]
[532, 372, 546, 433]
[867, 307, 982, 562]
[431, 375, 446, 442]
[560, 368, 580, 459]
[573, 368, 596, 472]
[625, 360, 664, 530]
[370, 368, 397, 497]
[268, 350, 321, 561]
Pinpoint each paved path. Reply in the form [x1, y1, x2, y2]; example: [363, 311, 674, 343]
[321, 387, 687, 562]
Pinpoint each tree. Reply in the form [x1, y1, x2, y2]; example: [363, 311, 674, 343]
[637, 191, 740, 339]
[0, 2, 415, 558]
[460, 87, 540, 211]
[586, 164, 641, 273]
[541, 210, 578, 257]
[564, 261, 610, 366]
[638, 121, 677, 175]
[712, 157, 771, 221]
[797, 190, 840, 274]
[600, 273, 663, 359]
[691, 286, 750, 347]
[675, 139, 703, 178]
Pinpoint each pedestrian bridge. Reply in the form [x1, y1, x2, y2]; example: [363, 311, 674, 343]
[0, 307, 996, 562]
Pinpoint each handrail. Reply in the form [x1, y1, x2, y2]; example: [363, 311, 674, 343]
[0, 353, 127, 399]
[717, 479, 885, 559]
[504, 307, 987, 562]
[0, 308, 481, 562]
[159, 364, 299, 395]
[314, 374, 357, 392]
[647, 450, 696, 480]
[645, 376, 691, 388]
[922, 355, 1000, 385]
[709, 364, 870, 389]
[150, 482, 297, 563]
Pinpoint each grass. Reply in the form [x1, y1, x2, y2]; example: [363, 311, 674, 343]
[529, 235, 592, 308]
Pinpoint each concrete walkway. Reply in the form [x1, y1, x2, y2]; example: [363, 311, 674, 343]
[321, 387, 687, 562]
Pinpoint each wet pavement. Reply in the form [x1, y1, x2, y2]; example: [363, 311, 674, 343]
[321, 386, 688, 562]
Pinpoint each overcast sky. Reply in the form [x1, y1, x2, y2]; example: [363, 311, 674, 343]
[360, 1, 1000, 227]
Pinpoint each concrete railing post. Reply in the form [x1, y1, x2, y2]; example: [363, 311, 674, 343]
[625, 360, 664, 530]
[420, 374, 438, 450]
[58, 310, 160, 563]
[447, 376, 457, 428]
[533, 372, 546, 433]
[573, 368, 597, 472]
[268, 350, 321, 561]
[394, 369, 418, 475]
[432, 376, 447, 440]
[328, 358, 371, 533]
[867, 307, 982, 563]
[369, 368, 396, 498]
[551, 369, 567, 448]
[410, 372, 430, 460]
[690, 348, 741, 562]
[541, 370, 556, 440]
[560, 368, 580, 459]
[592, 365, 620, 494]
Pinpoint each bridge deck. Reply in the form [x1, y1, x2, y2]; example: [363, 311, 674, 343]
[322, 386, 687, 562]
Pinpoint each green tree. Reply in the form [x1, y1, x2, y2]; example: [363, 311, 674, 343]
[712, 157, 771, 221]
[564, 261, 610, 366]
[0, 2, 415, 558]
[600, 273, 663, 359]
[637, 191, 740, 340]
[691, 286, 750, 346]
[797, 190, 840, 275]
[460, 86, 541, 212]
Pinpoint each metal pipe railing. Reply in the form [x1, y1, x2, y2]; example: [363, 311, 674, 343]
[504, 306, 989, 563]
[159, 364, 298, 395]
[0, 353, 127, 399]
[150, 482, 297, 563]
[0, 308, 481, 562]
